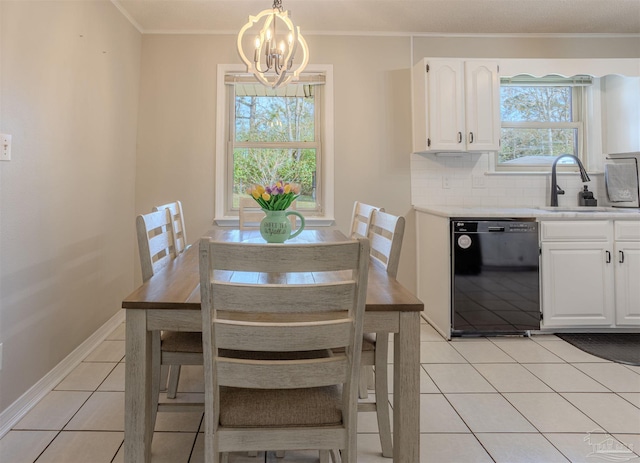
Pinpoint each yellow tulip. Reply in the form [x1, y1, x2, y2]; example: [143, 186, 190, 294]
[262, 192, 271, 201]
[284, 184, 291, 194]
[252, 190, 261, 199]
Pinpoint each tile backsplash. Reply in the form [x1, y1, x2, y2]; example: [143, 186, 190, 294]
[410, 152, 606, 208]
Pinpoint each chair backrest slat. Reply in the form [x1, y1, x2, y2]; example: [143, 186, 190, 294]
[153, 200, 188, 254]
[136, 209, 176, 282]
[210, 242, 360, 273]
[217, 356, 349, 389]
[350, 201, 383, 239]
[368, 210, 405, 278]
[212, 281, 355, 313]
[214, 318, 353, 352]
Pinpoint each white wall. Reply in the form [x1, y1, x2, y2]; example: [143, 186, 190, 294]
[0, 1, 141, 413]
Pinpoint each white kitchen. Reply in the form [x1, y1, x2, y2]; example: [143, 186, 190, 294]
[411, 58, 640, 338]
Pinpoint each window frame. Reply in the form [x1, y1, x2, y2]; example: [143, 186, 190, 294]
[495, 78, 589, 172]
[214, 64, 335, 226]
[229, 84, 322, 214]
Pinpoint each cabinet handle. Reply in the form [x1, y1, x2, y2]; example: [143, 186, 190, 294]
[619, 250, 625, 263]
[469, 132, 474, 143]
[457, 132, 462, 143]
[605, 250, 611, 263]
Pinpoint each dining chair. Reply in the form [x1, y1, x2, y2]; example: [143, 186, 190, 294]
[153, 200, 188, 254]
[239, 196, 299, 230]
[238, 197, 265, 230]
[350, 201, 384, 239]
[199, 238, 370, 463]
[136, 209, 203, 422]
[152, 200, 193, 398]
[360, 209, 406, 458]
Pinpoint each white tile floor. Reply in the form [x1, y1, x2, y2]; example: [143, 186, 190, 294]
[1, 315, 639, 462]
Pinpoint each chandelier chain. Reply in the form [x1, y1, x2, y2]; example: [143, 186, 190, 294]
[272, 0, 283, 12]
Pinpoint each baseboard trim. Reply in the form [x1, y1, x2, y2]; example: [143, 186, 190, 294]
[0, 309, 126, 438]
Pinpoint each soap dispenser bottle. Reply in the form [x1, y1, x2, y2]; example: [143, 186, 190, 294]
[578, 185, 597, 206]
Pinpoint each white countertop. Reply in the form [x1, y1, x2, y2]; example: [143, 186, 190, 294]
[414, 205, 640, 220]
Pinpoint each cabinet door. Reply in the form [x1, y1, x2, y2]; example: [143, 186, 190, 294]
[541, 242, 614, 327]
[615, 241, 640, 325]
[412, 59, 429, 152]
[427, 60, 465, 151]
[464, 61, 501, 151]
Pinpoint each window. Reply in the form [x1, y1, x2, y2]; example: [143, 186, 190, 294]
[215, 65, 334, 225]
[232, 82, 320, 211]
[497, 75, 591, 170]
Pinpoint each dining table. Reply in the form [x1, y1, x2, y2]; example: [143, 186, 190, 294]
[122, 227, 424, 463]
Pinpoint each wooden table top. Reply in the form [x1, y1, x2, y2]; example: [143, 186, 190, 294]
[122, 228, 424, 313]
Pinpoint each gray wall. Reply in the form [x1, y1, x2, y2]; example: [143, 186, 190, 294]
[0, 1, 141, 413]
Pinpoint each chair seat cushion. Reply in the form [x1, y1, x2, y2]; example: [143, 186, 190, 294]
[362, 332, 376, 351]
[333, 333, 376, 354]
[161, 331, 202, 353]
[219, 385, 343, 428]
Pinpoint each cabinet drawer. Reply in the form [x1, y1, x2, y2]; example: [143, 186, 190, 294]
[540, 221, 612, 241]
[615, 221, 640, 241]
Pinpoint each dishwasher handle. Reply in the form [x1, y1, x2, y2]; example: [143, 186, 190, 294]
[487, 226, 506, 232]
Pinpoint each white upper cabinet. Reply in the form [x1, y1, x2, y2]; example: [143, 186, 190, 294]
[412, 58, 500, 153]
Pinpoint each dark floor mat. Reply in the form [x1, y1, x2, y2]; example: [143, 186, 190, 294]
[556, 333, 640, 366]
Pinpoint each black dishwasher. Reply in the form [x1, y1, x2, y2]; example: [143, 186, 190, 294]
[451, 219, 540, 336]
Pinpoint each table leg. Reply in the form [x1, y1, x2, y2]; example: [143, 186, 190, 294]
[393, 312, 420, 463]
[125, 310, 153, 463]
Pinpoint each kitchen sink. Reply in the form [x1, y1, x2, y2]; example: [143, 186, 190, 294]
[537, 206, 640, 213]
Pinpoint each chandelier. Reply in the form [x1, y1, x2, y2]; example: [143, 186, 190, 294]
[236, 0, 309, 89]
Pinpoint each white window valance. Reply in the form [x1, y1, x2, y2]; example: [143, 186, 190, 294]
[499, 58, 640, 78]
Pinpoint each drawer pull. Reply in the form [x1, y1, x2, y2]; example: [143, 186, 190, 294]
[619, 250, 625, 263]
[606, 250, 611, 263]
[457, 132, 463, 143]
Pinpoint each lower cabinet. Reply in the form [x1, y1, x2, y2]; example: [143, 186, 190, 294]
[541, 241, 614, 327]
[540, 219, 640, 329]
[614, 223, 640, 325]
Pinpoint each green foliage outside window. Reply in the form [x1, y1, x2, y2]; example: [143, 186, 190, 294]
[499, 86, 578, 164]
[232, 93, 318, 208]
[233, 147, 316, 197]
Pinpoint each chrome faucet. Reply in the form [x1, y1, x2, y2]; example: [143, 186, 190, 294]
[550, 154, 591, 207]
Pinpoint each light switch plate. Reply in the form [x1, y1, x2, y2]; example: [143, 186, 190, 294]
[1, 134, 12, 161]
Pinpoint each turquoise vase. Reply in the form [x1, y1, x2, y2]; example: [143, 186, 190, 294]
[260, 209, 305, 243]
